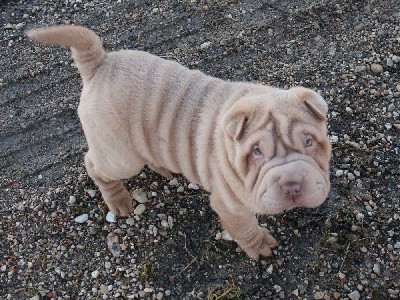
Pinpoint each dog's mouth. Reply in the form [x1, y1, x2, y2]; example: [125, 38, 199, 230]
[251, 156, 329, 215]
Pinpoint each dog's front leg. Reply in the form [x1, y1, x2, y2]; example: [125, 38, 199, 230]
[210, 194, 278, 260]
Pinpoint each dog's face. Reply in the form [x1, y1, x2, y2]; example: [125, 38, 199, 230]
[223, 87, 331, 215]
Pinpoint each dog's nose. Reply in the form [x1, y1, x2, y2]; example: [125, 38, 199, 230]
[280, 181, 302, 198]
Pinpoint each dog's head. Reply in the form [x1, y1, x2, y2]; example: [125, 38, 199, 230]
[222, 86, 331, 214]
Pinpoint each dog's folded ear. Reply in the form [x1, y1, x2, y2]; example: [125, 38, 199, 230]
[222, 98, 260, 140]
[290, 86, 328, 121]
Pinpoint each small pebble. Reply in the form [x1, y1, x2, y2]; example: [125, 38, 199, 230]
[134, 204, 146, 215]
[371, 63, 383, 74]
[168, 177, 179, 186]
[335, 170, 344, 177]
[314, 291, 324, 299]
[355, 65, 367, 73]
[74, 214, 89, 223]
[15, 22, 25, 30]
[106, 233, 121, 257]
[200, 41, 211, 49]
[356, 212, 365, 222]
[131, 188, 148, 203]
[348, 290, 360, 300]
[330, 135, 339, 143]
[373, 263, 381, 275]
[87, 189, 96, 197]
[273, 285, 282, 293]
[69, 195, 76, 204]
[188, 183, 199, 190]
[221, 230, 233, 241]
[126, 217, 135, 225]
[91, 270, 100, 278]
[106, 211, 117, 223]
[156, 292, 164, 300]
[266, 264, 273, 274]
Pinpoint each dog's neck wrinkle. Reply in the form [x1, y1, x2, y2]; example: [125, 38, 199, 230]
[210, 85, 265, 201]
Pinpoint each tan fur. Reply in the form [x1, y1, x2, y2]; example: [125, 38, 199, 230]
[28, 25, 331, 260]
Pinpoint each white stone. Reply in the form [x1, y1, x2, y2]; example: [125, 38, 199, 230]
[91, 270, 100, 278]
[74, 214, 89, 223]
[221, 230, 233, 241]
[126, 217, 135, 225]
[87, 189, 96, 198]
[273, 285, 282, 293]
[161, 220, 169, 228]
[314, 291, 325, 299]
[335, 170, 344, 177]
[373, 263, 381, 275]
[156, 292, 164, 300]
[200, 41, 211, 49]
[348, 290, 360, 300]
[106, 211, 117, 223]
[167, 216, 174, 228]
[69, 195, 76, 204]
[330, 135, 339, 143]
[188, 183, 199, 190]
[356, 212, 364, 222]
[266, 264, 273, 274]
[168, 177, 179, 186]
[347, 173, 356, 180]
[15, 22, 25, 30]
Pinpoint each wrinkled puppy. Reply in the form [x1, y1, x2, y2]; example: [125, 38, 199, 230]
[28, 25, 331, 260]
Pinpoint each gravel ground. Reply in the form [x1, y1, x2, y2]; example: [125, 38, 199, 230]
[1, 0, 399, 299]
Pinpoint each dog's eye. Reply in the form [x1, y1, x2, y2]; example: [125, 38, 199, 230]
[253, 146, 262, 156]
[305, 137, 313, 147]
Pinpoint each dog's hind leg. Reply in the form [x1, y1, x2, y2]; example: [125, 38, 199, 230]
[85, 153, 134, 216]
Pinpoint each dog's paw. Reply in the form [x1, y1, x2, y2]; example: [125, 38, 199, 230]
[241, 228, 278, 261]
[106, 192, 133, 217]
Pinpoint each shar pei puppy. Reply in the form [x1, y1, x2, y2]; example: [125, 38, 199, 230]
[28, 25, 331, 260]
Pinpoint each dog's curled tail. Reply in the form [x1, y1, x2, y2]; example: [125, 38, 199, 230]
[27, 25, 106, 82]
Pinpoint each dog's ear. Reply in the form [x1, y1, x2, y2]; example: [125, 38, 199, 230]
[290, 86, 328, 121]
[222, 98, 260, 140]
